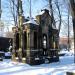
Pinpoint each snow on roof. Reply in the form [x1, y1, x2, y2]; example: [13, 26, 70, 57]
[52, 24, 57, 29]
[38, 10, 45, 15]
[38, 9, 49, 15]
[23, 19, 39, 25]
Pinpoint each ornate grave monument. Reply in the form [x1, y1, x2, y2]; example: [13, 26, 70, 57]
[12, 9, 59, 65]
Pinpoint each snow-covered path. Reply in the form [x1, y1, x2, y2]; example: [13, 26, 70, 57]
[0, 56, 75, 75]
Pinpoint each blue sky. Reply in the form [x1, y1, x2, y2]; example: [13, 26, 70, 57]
[1, 0, 48, 32]
[1, 0, 73, 37]
[1, 0, 48, 25]
[22, 0, 48, 17]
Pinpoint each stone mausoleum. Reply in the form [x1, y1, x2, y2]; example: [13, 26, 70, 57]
[12, 9, 59, 65]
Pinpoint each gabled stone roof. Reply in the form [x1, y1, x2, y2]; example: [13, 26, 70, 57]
[23, 18, 39, 25]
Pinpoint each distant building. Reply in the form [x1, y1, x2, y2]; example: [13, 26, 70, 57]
[0, 37, 12, 52]
[59, 37, 74, 50]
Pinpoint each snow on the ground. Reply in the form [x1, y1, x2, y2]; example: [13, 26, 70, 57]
[59, 49, 74, 56]
[0, 55, 75, 75]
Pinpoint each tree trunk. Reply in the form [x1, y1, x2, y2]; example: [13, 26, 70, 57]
[70, 0, 75, 63]
[73, 18, 75, 63]
[18, 0, 23, 62]
[67, 8, 70, 51]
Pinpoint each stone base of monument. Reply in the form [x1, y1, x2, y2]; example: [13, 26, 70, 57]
[26, 57, 44, 65]
[5, 56, 11, 59]
[47, 56, 59, 63]
[47, 49, 59, 63]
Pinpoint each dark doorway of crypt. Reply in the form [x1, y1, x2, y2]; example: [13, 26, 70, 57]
[43, 34, 47, 56]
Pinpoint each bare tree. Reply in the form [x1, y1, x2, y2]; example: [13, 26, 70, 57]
[55, 0, 61, 34]
[9, 0, 18, 26]
[67, 4, 70, 51]
[7, 0, 18, 60]
[48, 0, 56, 27]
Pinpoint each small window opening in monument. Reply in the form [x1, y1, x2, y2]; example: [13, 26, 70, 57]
[43, 35, 47, 49]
